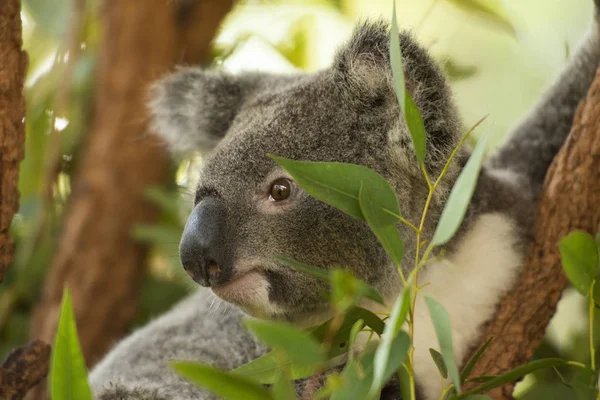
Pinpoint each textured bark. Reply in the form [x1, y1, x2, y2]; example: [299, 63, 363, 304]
[0, 0, 26, 280]
[29, 0, 233, 376]
[0, 340, 50, 400]
[463, 67, 600, 398]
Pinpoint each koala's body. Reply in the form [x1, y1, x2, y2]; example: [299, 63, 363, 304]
[91, 6, 600, 400]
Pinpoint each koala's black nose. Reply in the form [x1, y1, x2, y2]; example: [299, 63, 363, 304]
[179, 198, 231, 287]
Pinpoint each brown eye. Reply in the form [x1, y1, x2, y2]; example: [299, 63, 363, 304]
[269, 178, 293, 201]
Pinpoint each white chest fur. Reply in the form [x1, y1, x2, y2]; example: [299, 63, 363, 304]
[410, 213, 522, 399]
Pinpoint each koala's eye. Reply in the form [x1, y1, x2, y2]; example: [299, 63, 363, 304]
[269, 178, 293, 202]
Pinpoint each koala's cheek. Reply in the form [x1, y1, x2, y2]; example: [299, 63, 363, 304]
[211, 271, 284, 317]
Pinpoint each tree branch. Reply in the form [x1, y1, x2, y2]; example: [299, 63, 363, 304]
[463, 66, 600, 398]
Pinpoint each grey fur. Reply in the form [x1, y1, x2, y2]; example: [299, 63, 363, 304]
[92, 8, 600, 400]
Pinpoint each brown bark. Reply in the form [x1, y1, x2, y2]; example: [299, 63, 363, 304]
[29, 0, 233, 377]
[0, 340, 50, 400]
[463, 67, 600, 398]
[0, 0, 26, 279]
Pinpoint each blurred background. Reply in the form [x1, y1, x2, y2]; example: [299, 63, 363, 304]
[3, 0, 596, 398]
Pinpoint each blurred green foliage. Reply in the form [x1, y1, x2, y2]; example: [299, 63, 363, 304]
[4, 0, 598, 398]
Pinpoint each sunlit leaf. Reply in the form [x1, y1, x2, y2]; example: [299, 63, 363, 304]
[431, 128, 490, 246]
[49, 287, 93, 400]
[245, 320, 324, 366]
[559, 231, 599, 295]
[358, 184, 404, 266]
[429, 348, 448, 379]
[442, 58, 478, 82]
[171, 361, 272, 400]
[457, 358, 568, 397]
[270, 156, 399, 225]
[425, 296, 461, 393]
[445, 0, 516, 37]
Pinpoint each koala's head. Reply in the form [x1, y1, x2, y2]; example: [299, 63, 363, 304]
[149, 22, 463, 323]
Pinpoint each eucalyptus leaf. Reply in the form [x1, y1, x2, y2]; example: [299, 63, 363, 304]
[171, 361, 272, 400]
[231, 351, 315, 384]
[331, 334, 410, 400]
[49, 287, 93, 400]
[559, 231, 599, 295]
[445, 0, 516, 37]
[359, 184, 404, 266]
[278, 257, 385, 305]
[272, 370, 297, 400]
[457, 358, 567, 397]
[460, 337, 493, 383]
[390, 3, 426, 164]
[431, 128, 490, 246]
[429, 348, 448, 379]
[245, 320, 324, 366]
[331, 269, 385, 308]
[269, 157, 399, 225]
[369, 288, 411, 398]
[425, 296, 461, 393]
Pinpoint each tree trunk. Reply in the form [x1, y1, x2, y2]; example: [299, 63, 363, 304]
[0, 3, 50, 400]
[29, 0, 233, 379]
[463, 66, 600, 398]
[0, 0, 26, 280]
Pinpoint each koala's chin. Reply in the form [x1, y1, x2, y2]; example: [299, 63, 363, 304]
[209, 270, 282, 319]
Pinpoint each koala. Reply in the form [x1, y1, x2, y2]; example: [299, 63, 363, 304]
[90, 5, 600, 400]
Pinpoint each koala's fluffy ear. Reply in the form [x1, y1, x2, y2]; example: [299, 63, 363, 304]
[333, 21, 462, 167]
[148, 67, 263, 154]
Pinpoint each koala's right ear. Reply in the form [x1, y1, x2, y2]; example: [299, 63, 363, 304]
[148, 67, 263, 154]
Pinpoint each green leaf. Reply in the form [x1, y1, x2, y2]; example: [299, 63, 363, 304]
[425, 296, 461, 393]
[234, 307, 383, 384]
[278, 257, 385, 305]
[404, 94, 427, 165]
[398, 364, 413, 400]
[390, 3, 426, 164]
[442, 58, 478, 82]
[461, 396, 493, 400]
[369, 288, 411, 398]
[559, 231, 599, 295]
[349, 319, 364, 349]
[269, 157, 399, 225]
[49, 287, 93, 400]
[245, 320, 324, 366]
[358, 184, 404, 266]
[171, 361, 272, 400]
[457, 358, 568, 398]
[390, 2, 406, 112]
[330, 269, 385, 309]
[445, 0, 516, 37]
[332, 334, 410, 400]
[429, 348, 448, 379]
[231, 351, 315, 384]
[460, 337, 493, 383]
[272, 370, 297, 400]
[431, 128, 490, 246]
[277, 256, 330, 282]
